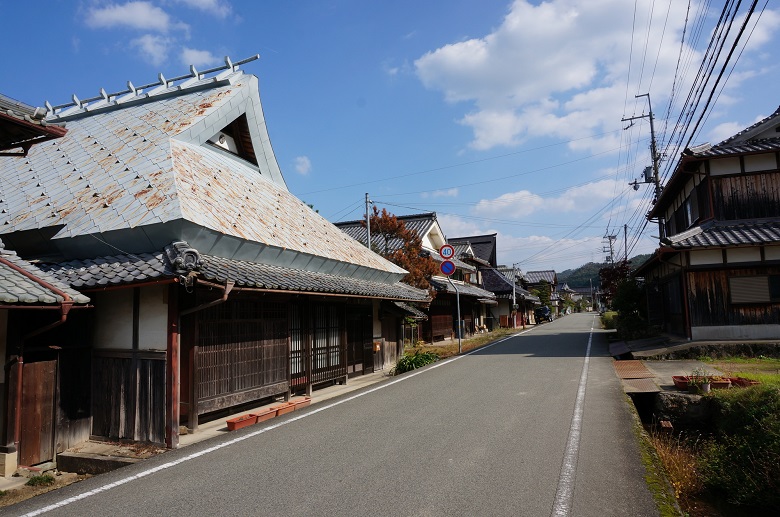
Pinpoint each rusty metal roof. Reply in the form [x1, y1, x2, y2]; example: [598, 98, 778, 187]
[0, 65, 405, 279]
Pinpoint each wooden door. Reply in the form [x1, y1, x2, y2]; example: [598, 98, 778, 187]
[20, 360, 57, 467]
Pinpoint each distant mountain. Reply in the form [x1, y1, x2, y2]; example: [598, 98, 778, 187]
[557, 254, 652, 289]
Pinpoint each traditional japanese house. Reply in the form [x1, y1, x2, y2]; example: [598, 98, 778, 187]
[336, 212, 496, 341]
[635, 105, 780, 340]
[0, 57, 428, 471]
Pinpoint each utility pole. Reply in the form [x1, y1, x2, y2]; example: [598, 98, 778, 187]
[603, 234, 616, 264]
[622, 93, 663, 242]
[365, 192, 372, 250]
[624, 224, 628, 262]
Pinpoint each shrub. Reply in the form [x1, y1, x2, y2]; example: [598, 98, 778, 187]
[601, 311, 618, 329]
[393, 350, 439, 375]
[25, 474, 55, 487]
[699, 386, 780, 508]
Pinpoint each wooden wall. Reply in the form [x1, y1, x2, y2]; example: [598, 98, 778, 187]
[91, 351, 166, 444]
[687, 267, 780, 327]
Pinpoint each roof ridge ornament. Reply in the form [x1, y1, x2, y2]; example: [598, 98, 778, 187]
[45, 54, 260, 118]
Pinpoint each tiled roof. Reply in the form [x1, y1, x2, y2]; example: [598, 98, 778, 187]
[448, 234, 497, 266]
[0, 93, 67, 153]
[0, 63, 404, 278]
[393, 301, 428, 320]
[481, 268, 538, 301]
[0, 241, 89, 304]
[669, 219, 780, 249]
[525, 270, 557, 284]
[694, 137, 780, 158]
[429, 277, 496, 300]
[41, 241, 428, 301]
[715, 105, 780, 147]
[335, 213, 438, 254]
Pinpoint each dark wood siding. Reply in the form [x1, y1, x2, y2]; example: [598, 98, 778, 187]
[688, 267, 780, 327]
[91, 351, 166, 444]
[712, 172, 780, 220]
[193, 300, 289, 416]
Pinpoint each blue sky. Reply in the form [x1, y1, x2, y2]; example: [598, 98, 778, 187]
[2, 0, 778, 272]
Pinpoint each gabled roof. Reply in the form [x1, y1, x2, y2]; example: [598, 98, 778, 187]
[448, 234, 497, 267]
[41, 241, 428, 302]
[525, 270, 557, 285]
[335, 212, 444, 254]
[481, 268, 538, 302]
[0, 240, 89, 305]
[653, 105, 780, 215]
[0, 58, 406, 283]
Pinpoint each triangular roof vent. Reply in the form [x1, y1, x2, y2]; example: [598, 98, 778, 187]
[206, 114, 257, 166]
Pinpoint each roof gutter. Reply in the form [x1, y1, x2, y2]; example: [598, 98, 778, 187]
[0, 255, 82, 341]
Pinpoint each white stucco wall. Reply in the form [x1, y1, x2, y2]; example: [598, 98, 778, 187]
[743, 153, 777, 173]
[709, 157, 741, 176]
[92, 285, 168, 350]
[726, 247, 761, 263]
[139, 285, 168, 350]
[689, 250, 723, 265]
[766, 246, 780, 261]
[93, 290, 133, 349]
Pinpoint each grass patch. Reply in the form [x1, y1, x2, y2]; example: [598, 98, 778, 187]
[627, 398, 681, 517]
[412, 327, 518, 359]
[601, 311, 618, 330]
[25, 474, 55, 487]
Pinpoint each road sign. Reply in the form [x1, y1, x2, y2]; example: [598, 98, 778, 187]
[439, 244, 455, 259]
[440, 260, 455, 276]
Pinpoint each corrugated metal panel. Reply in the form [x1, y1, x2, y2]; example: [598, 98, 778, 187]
[613, 360, 655, 379]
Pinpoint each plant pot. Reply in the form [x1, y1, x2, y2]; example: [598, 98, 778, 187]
[688, 382, 711, 394]
[291, 397, 311, 410]
[710, 379, 731, 389]
[251, 408, 277, 423]
[226, 414, 258, 431]
[730, 377, 760, 387]
[672, 375, 689, 390]
[272, 402, 295, 416]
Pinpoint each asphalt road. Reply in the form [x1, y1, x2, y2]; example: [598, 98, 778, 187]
[6, 312, 658, 517]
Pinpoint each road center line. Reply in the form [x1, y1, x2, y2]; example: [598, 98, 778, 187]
[551, 317, 595, 517]
[23, 326, 538, 516]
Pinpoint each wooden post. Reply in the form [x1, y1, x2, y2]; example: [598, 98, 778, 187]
[166, 285, 180, 449]
[305, 302, 313, 398]
[188, 346, 198, 432]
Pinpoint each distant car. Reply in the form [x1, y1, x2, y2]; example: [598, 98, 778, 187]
[534, 306, 553, 323]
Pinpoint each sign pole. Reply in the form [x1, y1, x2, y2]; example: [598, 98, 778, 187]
[447, 276, 462, 354]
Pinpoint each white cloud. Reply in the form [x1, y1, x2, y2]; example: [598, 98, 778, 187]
[415, 0, 777, 153]
[474, 190, 545, 218]
[421, 188, 459, 199]
[86, 2, 176, 32]
[131, 34, 172, 66]
[173, 0, 232, 18]
[181, 47, 220, 67]
[295, 156, 312, 175]
[473, 179, 633, 218]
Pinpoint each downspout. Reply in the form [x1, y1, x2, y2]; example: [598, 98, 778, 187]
[0, 255, 77, 341]
[174, 280, 234, 443]
[179, 280, 235, 317]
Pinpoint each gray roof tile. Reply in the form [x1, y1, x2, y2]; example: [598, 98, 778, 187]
[41, 241, 428, 302]
[0, 241, 90, 305]
[670, 219, 780, 249]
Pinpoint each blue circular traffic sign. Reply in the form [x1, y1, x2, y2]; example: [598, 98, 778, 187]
[439, 244, 455, 259]
[440, 260, 456, 276]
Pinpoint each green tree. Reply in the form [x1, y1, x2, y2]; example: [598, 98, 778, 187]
[531, 280, 552, 307]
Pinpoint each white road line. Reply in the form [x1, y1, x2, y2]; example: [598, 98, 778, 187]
[551, 317, 595, 517]
[22, 326, 537, 516]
